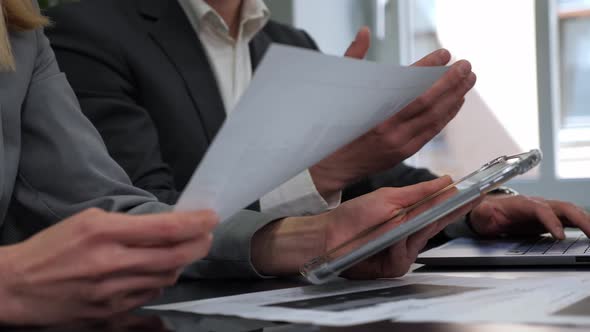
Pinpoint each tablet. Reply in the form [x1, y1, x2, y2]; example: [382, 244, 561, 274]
[301, 150, 542, 284]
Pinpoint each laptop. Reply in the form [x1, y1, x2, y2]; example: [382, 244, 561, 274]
[417, 230, 590, 266]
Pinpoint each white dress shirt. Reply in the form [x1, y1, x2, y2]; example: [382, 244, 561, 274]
[178, 0, 341, 217]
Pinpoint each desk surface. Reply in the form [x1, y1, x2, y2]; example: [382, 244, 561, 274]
[7, 266, 590, 332]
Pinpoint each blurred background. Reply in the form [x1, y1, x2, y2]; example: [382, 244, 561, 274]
[41, 0, 590, 208]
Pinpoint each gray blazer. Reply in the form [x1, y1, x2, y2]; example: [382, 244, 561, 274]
[0, 27, 273, 278]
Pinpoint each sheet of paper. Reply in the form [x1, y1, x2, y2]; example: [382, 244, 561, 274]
[174, 44, 448, 221]
[147, 275, 519, 326]
[396, 274, 590, 327]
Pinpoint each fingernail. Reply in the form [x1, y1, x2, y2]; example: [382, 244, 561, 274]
[437, 49, 450, 61]
[458, 61, 470, 77]
[560, 229, 566, 240]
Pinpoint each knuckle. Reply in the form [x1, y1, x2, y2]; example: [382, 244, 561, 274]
[74, 219, 98, 238]
[88, 250, 117, 277]
[412, 95, 428, 110]
[75, 219, 107, 243]
[85, 284, 109, 303]
[384, 131, 405, 149]
[373, 123, 389, 137]
[156, 221, 183, 239]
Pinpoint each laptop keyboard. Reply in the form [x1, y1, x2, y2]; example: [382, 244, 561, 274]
[506, 235, 590, 255]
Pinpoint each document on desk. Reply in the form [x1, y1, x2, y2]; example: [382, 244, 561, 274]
[174, 44, 448, 220]
[148, 274, 590, 327]
[396, 274, 590, 327]
[147, 275, 519, 326]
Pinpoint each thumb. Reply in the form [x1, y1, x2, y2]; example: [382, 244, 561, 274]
[344, 26, 371, 59]
[389, 176, 454, 207]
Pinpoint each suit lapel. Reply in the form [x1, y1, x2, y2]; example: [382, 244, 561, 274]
[248, 28, 273, 71]
[139, 0, 226, 142]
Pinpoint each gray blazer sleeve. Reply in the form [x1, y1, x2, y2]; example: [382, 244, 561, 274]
[10, 29, 168, 222]
[3, 29, 276, 278]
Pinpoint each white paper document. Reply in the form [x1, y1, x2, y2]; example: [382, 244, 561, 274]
[174, 45, 448, 220]
[148, 274, 590, 327]
[147, 275, 517, 326]
[396, 275, 590, 327]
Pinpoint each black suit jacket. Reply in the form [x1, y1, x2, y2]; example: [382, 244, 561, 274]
[45, 0, 438, 207]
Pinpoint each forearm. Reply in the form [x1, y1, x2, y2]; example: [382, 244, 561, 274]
[251, 216, 327, 276]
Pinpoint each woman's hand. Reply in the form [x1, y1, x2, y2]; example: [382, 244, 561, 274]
[252, 177, 480, 279]
[0, 208, 217, 326]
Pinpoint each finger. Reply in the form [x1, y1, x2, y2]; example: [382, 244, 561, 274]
[105, 211, 218, 246]
[395, 60, 473, 121]
[401, 98, 464, 158]
[92, 271, 180, 301]
[403, 196, 480, 260]
[384, 176, 454, 207]
[93, 233, 213, 277]
[412, 48, 451, 67]
[125, 233, 213, 273]
[87, 289, 162, 319]
[412, 71, 476, 126]
[344, 26, 371, 59]
[406, 223, 439, 256]
[532, 203, 566, 240]
[401, 74, 476, 151]
[548, 201, 590, 238]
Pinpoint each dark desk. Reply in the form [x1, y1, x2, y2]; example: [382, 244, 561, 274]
[6, 274, 589, 332]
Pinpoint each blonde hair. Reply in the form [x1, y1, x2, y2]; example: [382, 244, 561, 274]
[0, 0, 49, 71]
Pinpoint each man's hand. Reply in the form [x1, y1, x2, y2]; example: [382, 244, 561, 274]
[469, 195, 590, 240]
[0, 209, 218, 326]
[252, 177, 480, 279]
[310, 27, 477, 198]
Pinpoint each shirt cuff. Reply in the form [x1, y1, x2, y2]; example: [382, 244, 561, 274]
[181, 210, 278, 279]
[260, 169, 342, 218]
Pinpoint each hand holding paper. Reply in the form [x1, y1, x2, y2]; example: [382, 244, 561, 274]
[175, 45, 452, 221]
[311, 49, 476, 197]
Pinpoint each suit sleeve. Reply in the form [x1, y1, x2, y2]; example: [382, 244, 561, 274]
[44, 9, 180, 205]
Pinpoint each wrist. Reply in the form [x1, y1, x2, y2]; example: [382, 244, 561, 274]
[309, 164, 349, 199]
[251, 215, 328, 276]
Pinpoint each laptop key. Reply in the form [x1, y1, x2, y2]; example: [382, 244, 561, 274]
[567, 238, 590, 255]
[506, 238, 542, 255]
[544, 238, 579, 255]
[525, 237, 556, 255]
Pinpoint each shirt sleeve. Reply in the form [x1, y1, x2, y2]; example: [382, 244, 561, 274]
[259, 169, 341, 218]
